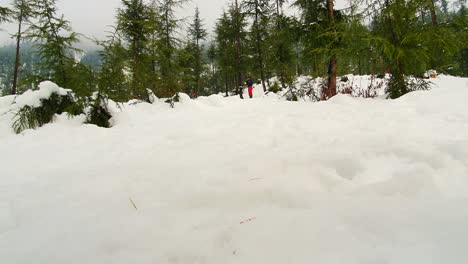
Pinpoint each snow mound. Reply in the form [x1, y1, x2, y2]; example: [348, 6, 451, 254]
[280, 74, 389, 101]
[14, 81, 72, 108]
[196, 94, 227, 107]
[0, 75, 468, 263]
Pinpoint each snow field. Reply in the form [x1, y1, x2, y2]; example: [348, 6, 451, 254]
[0, 75, 467, 263]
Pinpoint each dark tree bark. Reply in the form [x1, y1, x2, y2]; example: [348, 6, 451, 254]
[327, 54, 337, 97]
[254, 0, 267, 92]
[326, 0, 337, 97]
[235, 0, 244, 99]
[429, 0, 438, 26]
[12, 8, 23, 95]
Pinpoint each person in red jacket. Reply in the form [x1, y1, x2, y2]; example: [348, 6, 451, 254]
[246, 77, 254, 98]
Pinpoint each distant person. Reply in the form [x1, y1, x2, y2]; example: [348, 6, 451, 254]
[246, 77, 254, 98]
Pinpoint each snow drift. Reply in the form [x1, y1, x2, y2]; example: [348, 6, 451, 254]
[0, 75, 467, 264]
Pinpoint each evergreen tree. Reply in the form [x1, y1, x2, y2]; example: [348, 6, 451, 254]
[449, 1, 468, 76]
[0, 6, 10, 25]
[232, 0, 247, 99]
[214, 5, 248, 98]
[243, 0, 272, 92]
[206, 42, 219, 94]
[188, 7, 208, 97]
[117, 0, 150, 100]
[427, 0, 438, 26]
[27, 0, 81, 91]
[325, 0, 338, 97]
[157, 0, 188, 98]
[370, 0, 432, 98]
[11, 0, 35, 95]
[178, 40, 196, 95]
[294, 0, 340, 98]
[97, 30, 130, 102]
[215, 11, 236, 96]
[146, 0, 162, 92]
[269, 1, 296, 89]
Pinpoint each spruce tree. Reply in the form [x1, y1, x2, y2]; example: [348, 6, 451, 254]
[325, 0, 338, 97]
[117, 0, 150, 100]
[27, 0, 80, 90]
[369, 0, 432, 98]
[232, 0, 248, 98]
[178, 40, 196, 95]
[448, 1, 468, 76]
[215, 11, 236, 96]
[0, 6, 10, 25]
[11, 0, 35, 95]
[243, 0, 272, 92]
[147, 0, 162, 93]
[267, 0, 296, 89]
[206, 42, 219, 94]
[294, 0, 340, 98]
[188, 7, 208, 97]
[157, 0, 188, 98]
[97, 30, 130, 102]
[268, 4, 295, 89]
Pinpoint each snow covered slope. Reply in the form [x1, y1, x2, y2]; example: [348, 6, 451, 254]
[0, 75, 467, 264]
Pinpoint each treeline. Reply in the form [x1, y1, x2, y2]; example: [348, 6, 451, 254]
[0, 44, 101, 90]
[0, 0, 467, 101]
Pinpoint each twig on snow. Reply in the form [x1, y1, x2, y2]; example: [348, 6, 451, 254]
[129, 197, 138, 210]
[249, 177, 263, 181]
[240, 218, 256, 224]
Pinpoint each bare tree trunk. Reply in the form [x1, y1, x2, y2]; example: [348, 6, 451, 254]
[327, 55, 337, 97]
[276, 0, 287, 89]
[429, 0, 438, 26]
[235, 0, 243, 99]
[276, 0, 280, 16]
[224, 72, 229, 96]
[326, 0, 337, 97]
[132, 37, 141, 98]
[295, 43, 300, 76]
[12, 9, 23, 95]
[254, 0, 267, 92]
[195, 38, 200, 97]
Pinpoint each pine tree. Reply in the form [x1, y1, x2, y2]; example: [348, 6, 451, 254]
[157, 0, 188, 98]
[268, 1, 295, 89]
[369, 0, 432, 98]
[147, 0, 162, 93]
[178, 40, 196, 95]
[117, 0, 150, 100]
[188, 7, 208, 97]
[427, 0, 438, 26]
[294, 0, 340, 98]
[449, 1, 468, 76]
[206, 42, 219, 94]
[215, 11, 236, 96]
[243, 0, 272, 92]
[27, 0, 80, 90]
[214, 5, 248, 98]
[0, 6, 10, 25]
[97, 29, 130, 102]
[11, 0, 35, 95]
[325, 0, 338, 97]
[233, 0, 247, 99]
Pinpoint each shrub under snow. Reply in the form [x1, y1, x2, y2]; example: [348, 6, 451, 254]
[10, 81, 113, 134]
[274, 74, 430, 102]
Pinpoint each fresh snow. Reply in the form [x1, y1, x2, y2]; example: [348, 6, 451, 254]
[13, 81, 71, 108]
[0, 75, 468, 264]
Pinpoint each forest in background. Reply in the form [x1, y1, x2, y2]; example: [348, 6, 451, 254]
[0, 0, 466, 101]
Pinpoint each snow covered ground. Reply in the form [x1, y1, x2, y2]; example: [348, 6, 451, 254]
[0, 75, 468, 264]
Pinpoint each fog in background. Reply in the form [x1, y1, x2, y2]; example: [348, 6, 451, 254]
[0, 0, 234, 48]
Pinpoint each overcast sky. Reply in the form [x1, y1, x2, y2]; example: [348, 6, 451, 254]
[0, 0, 235, 47]
[0, 0, 351, 48]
